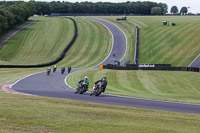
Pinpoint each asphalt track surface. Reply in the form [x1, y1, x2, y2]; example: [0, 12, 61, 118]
[188, 54, 200, 68]
[11, 18, 200, 114]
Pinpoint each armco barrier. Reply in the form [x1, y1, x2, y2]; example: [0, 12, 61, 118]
[134, 26, 139, 64]
[103, 64, 200, 73]
[0, 17, 77, 68]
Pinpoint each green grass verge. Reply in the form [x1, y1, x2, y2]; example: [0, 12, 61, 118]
[98, 16, 200, 66]
[0, 94, 200, 132]
[67, 69, 200, 104]
[1, 69, 200, 132]
[0, 17, 74, 65]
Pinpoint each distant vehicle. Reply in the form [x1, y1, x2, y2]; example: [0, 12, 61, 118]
[33, 15, 39, 17]
[44, 15, 48, 17]
[116, 16, 127, 21]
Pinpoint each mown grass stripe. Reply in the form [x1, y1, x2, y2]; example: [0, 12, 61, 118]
[0, 17, 75, 65]
[67, 69, 200, 104]
[57, 18, 111, 68]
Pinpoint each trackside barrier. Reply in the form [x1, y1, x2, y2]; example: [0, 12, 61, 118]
[0, 17, 77, 68]
[103, 64, 200, 73]
[134, 26, 139, 64]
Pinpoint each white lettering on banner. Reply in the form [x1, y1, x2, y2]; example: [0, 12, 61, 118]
[139, 64, 155, 67]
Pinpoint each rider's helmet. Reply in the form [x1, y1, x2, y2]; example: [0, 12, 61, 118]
[48, 67, 51, 70]
[102, 77, 106, 81]
[84, 76, 88, 80]
[54, 65, 56, 68]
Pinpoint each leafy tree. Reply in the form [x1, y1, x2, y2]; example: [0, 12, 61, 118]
[151, 7, 162, 15]
[0, 1, 36, 37]
[170, 6, 178, 14]
[158, 3, 168, 14]
[0, 14, 8, 35]
[180, 7, 188, 15]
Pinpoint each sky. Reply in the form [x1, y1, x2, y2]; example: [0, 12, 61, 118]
[2, 0, 200, 13]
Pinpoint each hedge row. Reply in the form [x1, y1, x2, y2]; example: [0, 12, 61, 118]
[0, 17, 77, 68]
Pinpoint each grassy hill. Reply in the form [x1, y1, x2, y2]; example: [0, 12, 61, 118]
[57, 17, 112, 68]
[0, 17, 74, 65]
[0, 17, 112, 68]
[67, 69, 200, 104]
[98, 16, 200, 66]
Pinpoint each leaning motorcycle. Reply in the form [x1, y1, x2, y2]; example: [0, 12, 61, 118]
[47, 69, 51, 76]
[53, 67, 57, 72]
[90, 84, 103, 96]
[75, 82, 88, 94]
[61, 67, 65, 74]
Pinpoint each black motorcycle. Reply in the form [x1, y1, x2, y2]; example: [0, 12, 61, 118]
[61, 67, 65, 74]
[68, 66, 71, 73]
[53, 67, 57, 72]
[47, 69, 51, 76]
[75, 82, 88, 94]
[90, 84, 104, 96]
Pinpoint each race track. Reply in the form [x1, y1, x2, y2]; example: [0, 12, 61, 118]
[11, 18, 200, 114]
[188, 53, 200, 68]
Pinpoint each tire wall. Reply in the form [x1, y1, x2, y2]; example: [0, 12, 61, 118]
[103, 64, 200, 73]
[134, 26, 139, 64]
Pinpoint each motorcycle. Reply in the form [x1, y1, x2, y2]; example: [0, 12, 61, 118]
[90, 83, 104, 96]
[53, 67, 57, 72]
[47, 69, 51, 76]
[68, 66, 71, 73]
[75, 82, 88, 94]
[68, 68, 71, 73]
[61, 67, 65, 74]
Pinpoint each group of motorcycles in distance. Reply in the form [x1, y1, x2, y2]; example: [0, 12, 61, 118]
[46, 65, 105, 96]
[46, 65, 71, 76]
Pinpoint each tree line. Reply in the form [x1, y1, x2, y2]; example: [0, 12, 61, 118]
[34, 1, 168, 15]
[170, 6, 188, 15]
[0, 1, 35, 36]
[0, 1, 168, 37]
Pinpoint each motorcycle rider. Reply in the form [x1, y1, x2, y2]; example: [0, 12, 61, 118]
[78, 76, 89, 91]
[53, 65, 57, 72]
[94, 77, 107, 92]
[61, 67, 65, 74]
[47, 67, 51, 75]
[68, 66, 71, 73]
